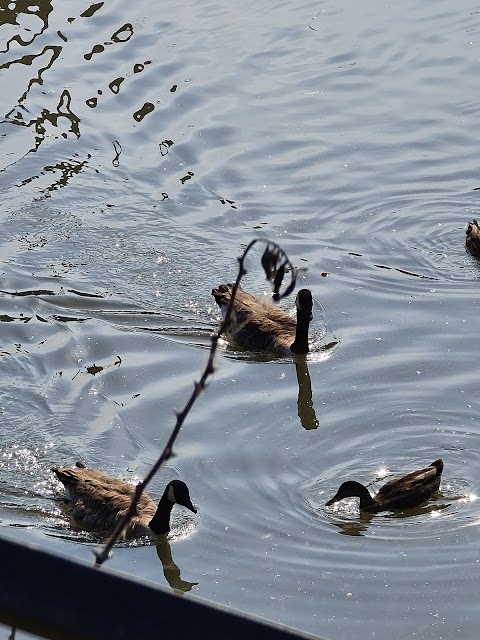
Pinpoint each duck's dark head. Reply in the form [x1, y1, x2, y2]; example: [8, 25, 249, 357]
[167, 479, 197, 513]
[325, 480, 369, 506]
[295, 289, 313, 323]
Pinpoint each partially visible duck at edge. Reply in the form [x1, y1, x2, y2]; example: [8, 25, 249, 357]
[211, 283, 313, 355]
[325, 459, 443, 513]
[52, 462, 197, 537]
[465, 219, 480, 258]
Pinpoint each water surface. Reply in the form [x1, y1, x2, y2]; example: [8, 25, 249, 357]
[1, 0, 480, 638]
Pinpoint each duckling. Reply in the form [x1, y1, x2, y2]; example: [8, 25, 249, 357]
[52, 462, 196, 537]
[465, 219, 480, 258]
[325, 459, 443, 513]
[211, 284, 313, 355]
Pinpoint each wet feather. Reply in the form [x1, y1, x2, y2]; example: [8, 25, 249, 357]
[52, 463, 196, 537]
[325, 459, 443, 513]
[465, 219, 480, 258]
[211, 284, 313, 355]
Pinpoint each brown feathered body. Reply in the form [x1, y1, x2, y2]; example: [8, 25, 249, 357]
[326, 459, 443, 513]
[211, 284, 313, 355]
[465, 219, 480, 258]
[52, 464, 196, 537]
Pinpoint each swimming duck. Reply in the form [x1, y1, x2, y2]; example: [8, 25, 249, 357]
[52, 462, 196, 537]
[325, 459, 443, 513]
[465, 219, 480, 258]
[211, 283, 313, 355]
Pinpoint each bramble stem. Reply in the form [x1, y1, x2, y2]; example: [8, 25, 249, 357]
[94, 239, 301, 567]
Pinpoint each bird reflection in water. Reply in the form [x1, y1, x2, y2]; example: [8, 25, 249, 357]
[326, 492, 451, 536]
[155, 535, 198, 595]
[294, 331, 339, 430]
[295, 356, 319, 430]
[329, 502, 450, 537]
[332, 514, 373, 537]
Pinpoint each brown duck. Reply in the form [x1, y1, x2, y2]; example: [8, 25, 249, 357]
[211, 284, 313, 355]
[465, 219, 480, 258]
[52, 462, 196, 537]
[325, 459, 443, 513]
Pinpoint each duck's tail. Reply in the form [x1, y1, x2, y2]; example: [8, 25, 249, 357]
[465, 220, 480, 257]
[211, 283, 232, 306]
[430, 459, 444, 476]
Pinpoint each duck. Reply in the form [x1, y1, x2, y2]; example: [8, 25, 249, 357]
[52, 462, 197, 537]
[465, 219, 480, 258]
[211, 283, 313, 355]
[325, 459, 443, 513]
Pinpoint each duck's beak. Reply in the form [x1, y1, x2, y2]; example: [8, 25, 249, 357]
[325, 493, 339, 507]
[184, 498, 197, 514]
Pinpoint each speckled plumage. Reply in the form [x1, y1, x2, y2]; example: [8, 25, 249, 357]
[52, 463, 196, 537]
[212, 284, 313, 355]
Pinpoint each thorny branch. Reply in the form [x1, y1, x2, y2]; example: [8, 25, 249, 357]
[94, 238, 304, 567]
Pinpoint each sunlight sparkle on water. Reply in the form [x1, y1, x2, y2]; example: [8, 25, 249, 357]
[327, 498, 358, 514]
[459, 492, 478, 504]
[376, 465, 389, 479]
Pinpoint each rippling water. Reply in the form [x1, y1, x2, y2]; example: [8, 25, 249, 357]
[1, 0, 480, 638]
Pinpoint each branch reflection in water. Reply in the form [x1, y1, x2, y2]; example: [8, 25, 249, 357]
[155, 535, 198, 595]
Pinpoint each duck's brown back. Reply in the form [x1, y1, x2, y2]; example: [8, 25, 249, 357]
[53, 466, 156, 534]
[375, 459, 443, 510]
[212, 284, 296, 353]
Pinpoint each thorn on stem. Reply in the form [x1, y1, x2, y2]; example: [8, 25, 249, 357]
[205, 362, 215, 376]
[194, 380, 205, 394]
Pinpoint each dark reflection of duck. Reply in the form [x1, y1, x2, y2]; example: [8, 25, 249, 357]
[332, 501, 450, 536]
[295, 357, 319, 430]
[326, 459, 443, 513]
[52, 462, 197, 537]
[331, 517, 372, 537]
[156, 535, 198, 595]
[465, 219, 480, 258]
[212, 284, 313, 355]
